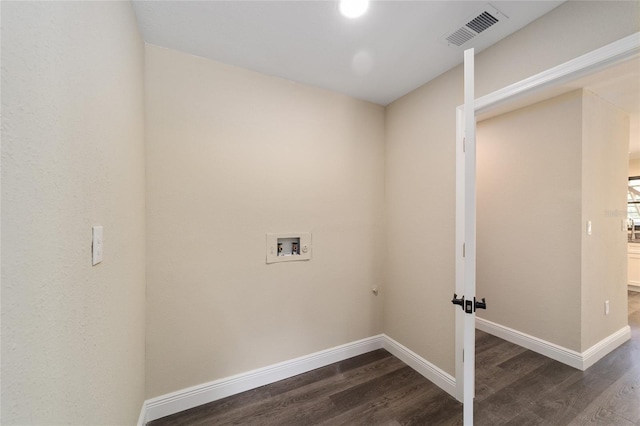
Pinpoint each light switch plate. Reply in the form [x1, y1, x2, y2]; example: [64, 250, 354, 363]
[92, 226, 103, 266]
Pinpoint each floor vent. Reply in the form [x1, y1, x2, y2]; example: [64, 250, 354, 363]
[443, 4, 507, 48]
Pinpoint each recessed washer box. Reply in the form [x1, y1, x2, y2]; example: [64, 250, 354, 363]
[266, 232, 311, 264]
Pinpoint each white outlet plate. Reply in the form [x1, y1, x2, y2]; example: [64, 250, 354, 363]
[92, 226, 103, 266]
[266, 232, 311, 264]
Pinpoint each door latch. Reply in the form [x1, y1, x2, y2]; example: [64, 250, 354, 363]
[451, 294, 487, 314]
[465, 299, 473, 313]
[451, 294, 464, 309]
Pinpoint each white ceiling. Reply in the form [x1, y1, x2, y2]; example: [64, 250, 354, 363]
[132, 0, 564, 106]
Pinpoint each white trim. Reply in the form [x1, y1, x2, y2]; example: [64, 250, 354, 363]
[141, 334, 457, 423]
[582, 326, 632, 370]
[629, 285, 640, 293]
[454, 105, 465, 403]
[382, 335, 457, 399]
[137, 403, 146, 426]
[476, 318, 583, 368]
[474, 33, 640, 115]
[476, 317, 630, 371]
[462, 47, 478, 426]
[144, 335, 385, 422]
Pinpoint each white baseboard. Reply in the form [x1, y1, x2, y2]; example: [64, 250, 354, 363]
[143, 335, 385, 423]
[629, 284, 640, 293]
[137, 403, 146, 426]
[381, 335, 456, 398]
[476, 317, 583, 369]
[476, 317, 630, 371]
[137, 320, 631, 424]
[140, 334, 457, 424]
[581, 326, 632, 370]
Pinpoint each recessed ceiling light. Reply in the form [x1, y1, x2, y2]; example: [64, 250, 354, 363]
[339, 0, 369, 19]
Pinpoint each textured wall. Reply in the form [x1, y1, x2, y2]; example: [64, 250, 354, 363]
[3, 1, 638, 417]
[581, 91, 630, 351]
[384, 1, 640, 375]
[476, 91, 583, 351]
[144, 45, 385, 398]
[384, 65, 461, 373]
[477, 89, 629, 353]
[1, 2, 146, 424]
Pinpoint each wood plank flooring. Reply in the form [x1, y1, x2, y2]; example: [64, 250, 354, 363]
[149, 291, 640, 425]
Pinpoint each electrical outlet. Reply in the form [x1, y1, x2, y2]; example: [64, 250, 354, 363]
[605, 300, 610, 315]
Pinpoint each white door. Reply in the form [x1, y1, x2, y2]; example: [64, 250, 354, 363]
[454, 48, 485, 426]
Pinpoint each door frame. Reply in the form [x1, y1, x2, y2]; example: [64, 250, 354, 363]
[454, 32, 640, 405]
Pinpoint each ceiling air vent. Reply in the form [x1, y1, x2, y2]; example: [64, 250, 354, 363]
[466, 11, 499, 34]
[446, 27, 476, 47]
[442, 4, 508, 48]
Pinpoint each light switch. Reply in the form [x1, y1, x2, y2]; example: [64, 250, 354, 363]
[92, 226, 103, 266]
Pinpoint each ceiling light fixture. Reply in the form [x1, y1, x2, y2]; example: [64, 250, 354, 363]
[339, 0, 369, 19]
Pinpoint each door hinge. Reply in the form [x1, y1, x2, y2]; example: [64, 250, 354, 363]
[463, 137, 466, 153]
[463, 243, 466, 257]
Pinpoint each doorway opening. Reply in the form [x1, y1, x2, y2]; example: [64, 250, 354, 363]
[454, 33, 640, 418]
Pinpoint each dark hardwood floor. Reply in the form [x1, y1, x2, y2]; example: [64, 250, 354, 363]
[149, 291, 640, 425]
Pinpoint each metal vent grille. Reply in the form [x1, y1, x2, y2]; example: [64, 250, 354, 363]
[466, 11, 499, 34]
[441, 5, 507, 48]
[446, 27, 476, 47]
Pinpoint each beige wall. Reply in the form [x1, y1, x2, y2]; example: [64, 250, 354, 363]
[630, 116, 639, 162]
[145, 45, 385, 398]
[581, 91, 629, 350]
[3, 0, 638, 415]
[384, 66, 461, 371]
[476, 91, 583, 351]
[475, 90, 629, 352]
[630, 158, 640, 176]
[1, 2, 146, 425]
[385, 0, 639, 375]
